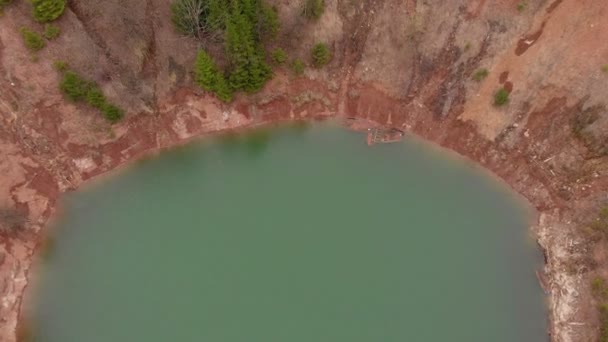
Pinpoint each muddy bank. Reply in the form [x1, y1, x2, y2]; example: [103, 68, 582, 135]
[1, 78, 594, 342]
[20, 124, 550, 342]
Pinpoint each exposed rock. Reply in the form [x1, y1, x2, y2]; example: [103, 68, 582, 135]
[0, 0, 607, 341]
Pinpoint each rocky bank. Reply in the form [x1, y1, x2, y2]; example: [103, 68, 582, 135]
[1, 0, 608, 341]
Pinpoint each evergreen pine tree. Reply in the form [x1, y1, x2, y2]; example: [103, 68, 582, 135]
[214, 76, 233, 102]
[207, 0, 228, 31]
[32, 0, 65, 23]
[225, 2, 271, 93]
[189, 0, 274, 99]
[194, 50, 233, 102]
[311, 42, 331, 68]
[259, 5, 279, 39]
[194, 50, 219, 92]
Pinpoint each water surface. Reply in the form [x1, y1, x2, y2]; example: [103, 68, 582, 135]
[30, 124, 547, 342]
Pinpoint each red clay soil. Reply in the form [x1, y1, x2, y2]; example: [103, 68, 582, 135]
[1, 1, 608, 342]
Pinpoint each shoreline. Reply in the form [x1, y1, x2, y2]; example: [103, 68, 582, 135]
[2, 0, 607, 340]
[1, 79, 596, 342]
[18, 118, 552, 341]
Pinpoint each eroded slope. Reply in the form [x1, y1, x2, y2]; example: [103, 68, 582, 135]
[1, 1, 608, 341]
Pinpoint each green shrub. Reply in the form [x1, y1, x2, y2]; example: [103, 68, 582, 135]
[494, 88, 509, 106]
[517, 2, 526, 12]
[60, 71, 91, 101]
[271, 48, 287, 65]
[259, 5, 279, 39]
[311, 43, 331, 68]
[472, 68, 489, 81]
[44, 24, 60, 40]
[86, 86, 107, 109]
[32, 0, 65, 23]
[602, 64, 608, 73]
[101, 103, 124, 123]
[53, 60, 68, 72]
[20, 27, 45, 52]
[292, 59, 305, 75]
[302, 0, 324, 20]
[59, 70, 124, 122]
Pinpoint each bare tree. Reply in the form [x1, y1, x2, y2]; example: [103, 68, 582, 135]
[171, 0, 225, 43]
[172, 0, 207, 38]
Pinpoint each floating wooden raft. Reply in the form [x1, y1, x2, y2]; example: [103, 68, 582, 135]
[367, 128, 405, 145]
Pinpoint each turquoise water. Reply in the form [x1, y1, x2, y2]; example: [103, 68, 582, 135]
[30, 124, 547, 342]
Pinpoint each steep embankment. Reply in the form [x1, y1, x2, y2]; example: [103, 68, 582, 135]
[1, 1, 608, 341]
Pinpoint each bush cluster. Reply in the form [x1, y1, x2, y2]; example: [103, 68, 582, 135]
[472, 68, 489, 82]
[494, 87, 509, 106]
[59, 70, 124, 123]
[32, 0, 65, 23]
[292, 59, 305, 75]
[302, 0, 324, 20]
[60, 71, 90, 101]
[20, 27, 45, 52]
[101, 104, 124, 122]
[44, 24, 61, 40]
[311, 42, 331, 68]
[271, 48, 287, 65]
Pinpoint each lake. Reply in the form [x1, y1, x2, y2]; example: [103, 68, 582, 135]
[28, 124, 547, 342]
